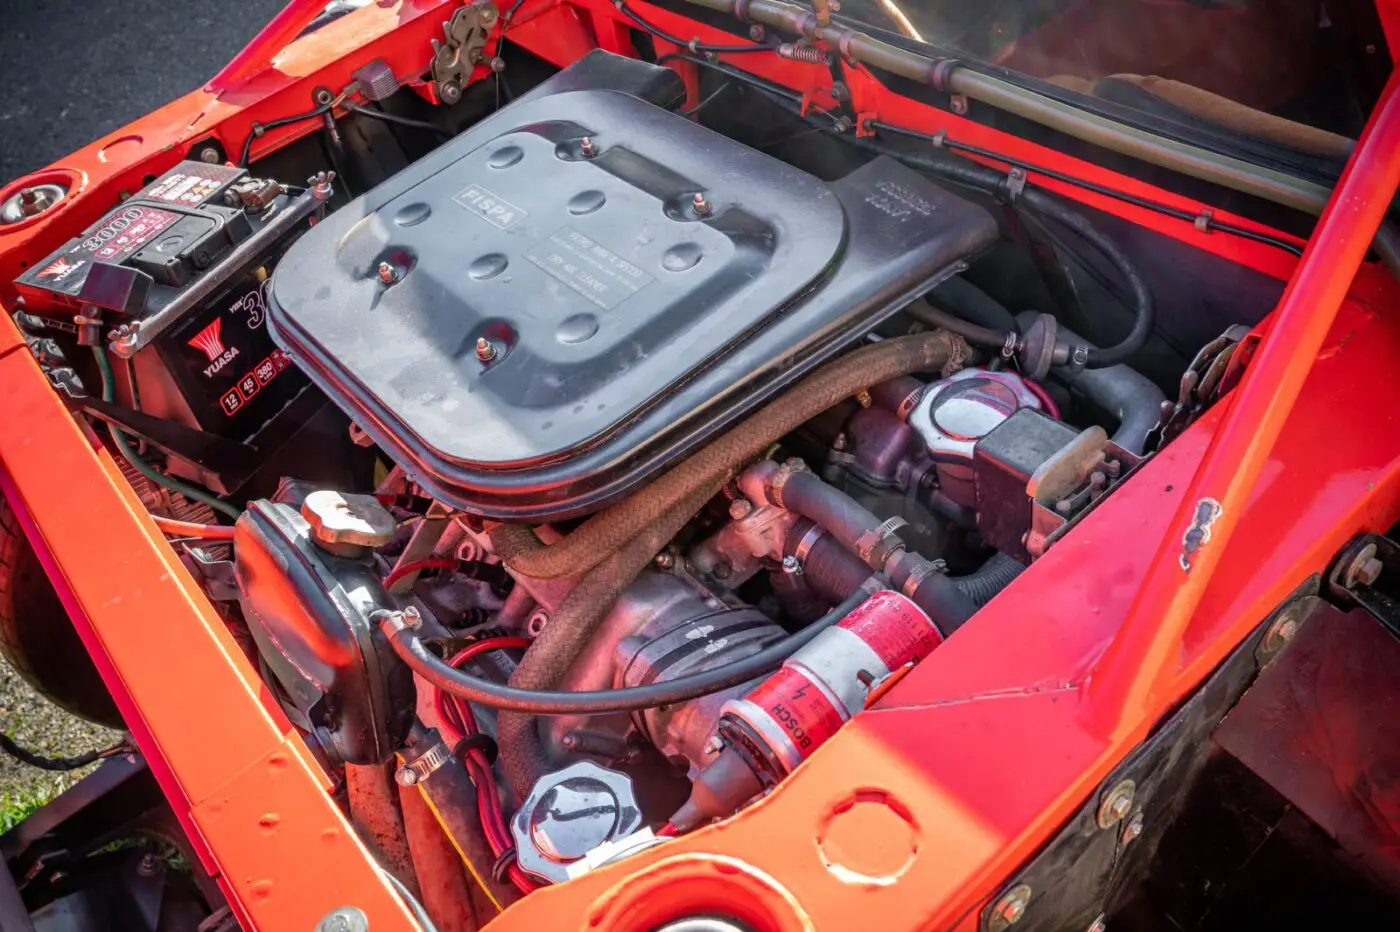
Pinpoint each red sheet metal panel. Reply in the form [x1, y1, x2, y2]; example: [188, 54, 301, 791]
[0, 333, 417, 930]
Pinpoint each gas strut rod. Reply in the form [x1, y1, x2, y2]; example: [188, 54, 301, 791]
[1085, 70, 1400, 741]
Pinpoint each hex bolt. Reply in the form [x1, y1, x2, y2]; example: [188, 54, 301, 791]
[476, 337, 497, 362]
[490, 57, 506, 73]
[655, 551, 677, 570]
[317, 907, 370, 932]
[782, 555, 803, 576]
[395, 765, 420, 787]
[1096, 779, 1135, 829]
[579, 136, 597, 158]
[713, 561, 732, 580]
[692, 192, 712, 217]
[704, 735, 725, 756]
[198, 146, 222, 164]
[729, 498, 754, 520]
[479, 3, 497, 23]
[989, 884, 1032, 930]
[377, 261, 397, 285]
[1120, 810, 1144, 845]
[136, 853, 161, 876]
[1263, 609, 1300, 653]
[749, 24, 766, 41]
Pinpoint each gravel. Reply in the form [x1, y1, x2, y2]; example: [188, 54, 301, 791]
[0, 661, 120, 800]
[0, 0, 284, 806]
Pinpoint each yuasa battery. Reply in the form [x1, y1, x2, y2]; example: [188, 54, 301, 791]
[13, 161, 316, 487]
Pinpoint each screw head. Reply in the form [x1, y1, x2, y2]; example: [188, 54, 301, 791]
[782, 555, 802, 576]
[1120, 810, 1144, 844]
[1263, 609, 1301, 653]
[655, 552, 676, 570]
[377, 261, 397, 285]
[317, 907, 369, 932]
[989, 884, 1032, 929]
[704, 735, 724, 756]
[729, 499, 754, 520]
[713, 560, 732, 580]
[198, 146, 221, 164]
[1356, 557, 1384, 587]
[476, 337, 497, 362]
[749, 24, 766, 40]
[439, 79, 463, 105]
[580, 136, 597, 158]
[692, 192, 711, 216]
[1096, 779, 1135, 829]
[490, 56, 506, 73]
[395, 766, 419, 787]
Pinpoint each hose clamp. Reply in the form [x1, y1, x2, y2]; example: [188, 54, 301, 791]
[396, 740, 452, 786]
[794, 523, 825, 563]
[378, 606, 422, 638]
[768, 458, 809, 509]
[900, 557, 947, 598]
[855, 516, 908, 569]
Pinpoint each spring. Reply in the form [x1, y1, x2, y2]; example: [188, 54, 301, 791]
[777, 43, 829, 64]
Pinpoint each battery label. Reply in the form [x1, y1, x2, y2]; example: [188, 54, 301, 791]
[145, 162, 241, 206]
[79, 205, 181, 262]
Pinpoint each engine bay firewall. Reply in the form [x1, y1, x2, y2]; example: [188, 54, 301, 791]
[269, 87, 997, 519]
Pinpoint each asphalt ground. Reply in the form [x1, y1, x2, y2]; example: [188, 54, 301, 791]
[0, 0, 287, 184]
[0, 0, 283, 798]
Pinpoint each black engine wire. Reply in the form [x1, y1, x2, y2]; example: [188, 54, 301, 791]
[0, 732, 126, 772]
[616, 0, 771, 54]
[660, 51, 1303, 259]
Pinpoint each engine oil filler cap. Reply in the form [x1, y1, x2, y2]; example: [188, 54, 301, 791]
[512, 761, 643, 883]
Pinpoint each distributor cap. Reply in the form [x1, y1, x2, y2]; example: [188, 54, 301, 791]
[512, 761, 643, 883]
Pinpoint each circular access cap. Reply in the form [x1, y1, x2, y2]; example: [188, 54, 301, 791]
[512, 761, 643, 883]
[931, 377, 1023, 442]
[301, 490, 397, 550]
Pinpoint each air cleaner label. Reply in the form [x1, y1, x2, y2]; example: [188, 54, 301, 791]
[454, 183, 527, 230]
[525, 227, 653, 310]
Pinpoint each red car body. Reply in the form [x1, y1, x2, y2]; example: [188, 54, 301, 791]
[3, 1, 1400, 928]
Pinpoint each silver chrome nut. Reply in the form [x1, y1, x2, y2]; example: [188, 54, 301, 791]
[512, 761, 643, 884]
[302, 490, 397, 549]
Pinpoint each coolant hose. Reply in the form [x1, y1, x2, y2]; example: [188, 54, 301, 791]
[955, 552, 1024, 607]
[751, 466, 978, 633]
[789, 519, 1021, 613]
[488, 331, 967, 579]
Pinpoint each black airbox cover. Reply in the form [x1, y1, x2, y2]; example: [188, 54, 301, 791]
[269, 88, 995, 520]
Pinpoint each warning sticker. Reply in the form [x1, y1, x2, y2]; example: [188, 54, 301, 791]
[76, 205, 179, 262]
[525, 227, 653, 310]
[144, 162, 239, 206]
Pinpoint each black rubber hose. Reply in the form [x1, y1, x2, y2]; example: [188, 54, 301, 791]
[931, 276, 1020, 332]
[381, 591, 867, 716]
[787, 520, 994, 630]
[788, 521, 875, 602]
[755, 468, 978, 632]
[847, 132, 1155, 368]
[953, 553, 1024, 607]
[489, 331, 965, 579]
[905, 300, 1010, 350]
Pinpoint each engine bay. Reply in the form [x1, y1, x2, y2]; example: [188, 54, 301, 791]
[3, 23, 1310, 919]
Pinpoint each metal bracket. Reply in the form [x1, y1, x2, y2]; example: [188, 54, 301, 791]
[1149, 324, 1257, 450]
[431, 2, 498, 105]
